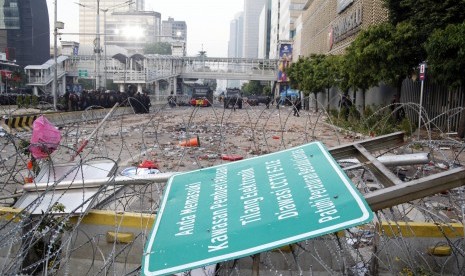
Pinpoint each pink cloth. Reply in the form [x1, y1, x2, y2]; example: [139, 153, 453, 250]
[29, 115, 61, 159]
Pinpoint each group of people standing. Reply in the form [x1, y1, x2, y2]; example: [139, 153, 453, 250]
[61, 89, 151, 114]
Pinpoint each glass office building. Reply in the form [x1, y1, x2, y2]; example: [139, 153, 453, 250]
[0, 0, 50, 67]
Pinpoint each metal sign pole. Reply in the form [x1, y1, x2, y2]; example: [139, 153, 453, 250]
[418, 63, 426, 140]
[418, 79, 424, 140]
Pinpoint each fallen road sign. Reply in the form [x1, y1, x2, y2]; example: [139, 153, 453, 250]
[142, 141, 373, 275]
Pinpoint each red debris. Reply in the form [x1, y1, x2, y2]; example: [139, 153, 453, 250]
[221, 154, 243, 161]
[138, 160, 158, 169]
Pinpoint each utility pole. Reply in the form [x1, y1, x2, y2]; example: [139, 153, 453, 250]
[95, 0, 101, 90]
[53, 0, 58, 110]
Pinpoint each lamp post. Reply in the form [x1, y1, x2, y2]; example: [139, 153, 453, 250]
[95, 0, 101, 90]
[102, 8, 108, 90]
[76, 0, 133, 91]
[418, 62, 426, 140]
[53, 0, 58, 110]
[53, 0, 64, 110]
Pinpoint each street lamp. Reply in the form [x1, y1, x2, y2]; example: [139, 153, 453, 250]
[95, 0, 101, 90]
[53, 0, 64, 110]
[76, 0, 133, 90]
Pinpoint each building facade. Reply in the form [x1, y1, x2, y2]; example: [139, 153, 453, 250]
[0, 0, 49, 68]
[228, 12, 243, 59]
[161, 17, 187, 43]
[294, 0, 388, 58]
[227, 12, 244, 88]
[243, 0, 266, 58]
[258, 0, 271, 59]
[268, 0, 305, 59]
[79, 0, 152, 48]
[106, 11, 161, 53]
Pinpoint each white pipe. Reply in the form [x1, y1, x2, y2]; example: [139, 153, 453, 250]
[340, 153, 430, 167]
[23, 172, 176, 192]
[376, 153, 430, 167]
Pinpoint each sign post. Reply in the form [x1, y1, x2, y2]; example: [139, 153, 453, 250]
[418, 62, 426, 140]
[142, 142, 373, 276]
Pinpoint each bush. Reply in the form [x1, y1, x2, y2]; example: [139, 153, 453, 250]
[31, 95, 39, 107]
[16, 95, 23, 108]
[328, 103, 413, 137]
[24, 95, 31, 107]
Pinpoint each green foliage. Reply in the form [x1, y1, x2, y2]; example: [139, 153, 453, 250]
[330, 103, 411, 137]
[286, 56, 307, 92]
[344, 24, 396, 92]
[391, 0, 465, 41]
[263, 85, 271, 95]
[144, 42, 172, 55]
[241, 80, 265, 95]
[425, 23, 465, 87]
[287, 55, 345, 112]
[399, 117, 414, 136]
[383, 0, 407, 25]
[343, 22, 423, 107]
[384, 0, 465, 78]
[24, 95, 31, 107]
[19, 139, 30, 155]
[16, 95, 23, 108]
[31, 95, 39, 107]
[78, 79, 94, 90]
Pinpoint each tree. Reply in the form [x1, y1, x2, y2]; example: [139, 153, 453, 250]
[344, 31, 380, 113]
[287, 56, 307, 92]
[263, 85, 271, 95]
[384, 0, 465, 41]
[198, 50, 207, 58]
[425, 23, 465, 87]
[314, 55, 341, 111]
[144, 42, 172, 55]
[343, 22, 422, 112]
[241, 80, 264, 96]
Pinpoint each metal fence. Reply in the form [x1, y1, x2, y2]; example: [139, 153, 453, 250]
[401, 79, 465, 133]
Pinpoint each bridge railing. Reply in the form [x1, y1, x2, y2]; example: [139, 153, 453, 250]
[26, 55, 280, 87]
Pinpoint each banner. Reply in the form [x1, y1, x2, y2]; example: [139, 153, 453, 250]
[278, 43, 292, 83]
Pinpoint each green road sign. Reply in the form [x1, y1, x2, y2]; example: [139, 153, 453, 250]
[142, 142, 373, 276]
[78, 69, 88, 77]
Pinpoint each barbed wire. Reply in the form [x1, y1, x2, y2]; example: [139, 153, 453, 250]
[0, 96, 464, 275]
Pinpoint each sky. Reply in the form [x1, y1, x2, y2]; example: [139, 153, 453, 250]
[46, 0, 244, 57]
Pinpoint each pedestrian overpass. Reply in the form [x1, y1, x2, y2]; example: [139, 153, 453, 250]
[24, 54, 279, 97]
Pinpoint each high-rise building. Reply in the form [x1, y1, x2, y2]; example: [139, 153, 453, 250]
[79, 0, 162, 54]
[0, 0, 50, 68]
[227, 12, 243, 88]
[228, 12, 243, 58]
[258, 0, 271, 59]
[269, 0, 305, 59]
[243, 0, 266, 58]
[161, 17, 187, 43]
[269, 0, 280, 59]
[106, 11, 161, 53]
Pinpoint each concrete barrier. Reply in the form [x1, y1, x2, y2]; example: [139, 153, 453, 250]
[0, 107, 134, 133]
[375, 221, 464, 275]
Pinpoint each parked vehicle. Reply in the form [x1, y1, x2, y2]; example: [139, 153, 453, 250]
[224, 88, 243, 109]
[190, 86, 214, 107]
[247, 95, 271, 106]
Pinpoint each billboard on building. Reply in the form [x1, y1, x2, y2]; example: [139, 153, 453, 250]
[278, 43, 292, 83]
[73, 45, 79, 56]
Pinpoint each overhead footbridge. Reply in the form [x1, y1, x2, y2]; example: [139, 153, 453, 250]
[25, 54, 279, 94]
